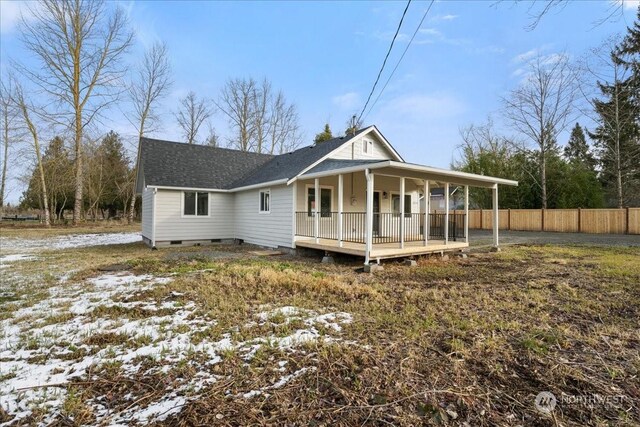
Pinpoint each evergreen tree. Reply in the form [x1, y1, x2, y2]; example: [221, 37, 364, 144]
[314, 123, 333, 144]
[98, 131, 131, 217]
[20, 136, 75, 220]
[564, 123, 596, 169]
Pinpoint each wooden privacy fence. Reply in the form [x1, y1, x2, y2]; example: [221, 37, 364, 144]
[448, 208, 640, 235]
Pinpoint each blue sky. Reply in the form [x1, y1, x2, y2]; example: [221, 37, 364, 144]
[0, 0, 638, 204]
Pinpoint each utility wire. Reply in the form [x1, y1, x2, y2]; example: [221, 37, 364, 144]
[356, 0, 412, 125]
[363, 0, 435, 123]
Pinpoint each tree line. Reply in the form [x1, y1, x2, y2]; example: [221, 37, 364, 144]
[0, 0, 304, 225]
[454, 9, 639, 209]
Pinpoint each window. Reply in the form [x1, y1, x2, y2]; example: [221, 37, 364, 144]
[259, 190, 270, 213]
[307, 187, 332, 217]
[362, 139, 373, 155]
[183, 191, 208, 216]
[392, 194, 411, 217]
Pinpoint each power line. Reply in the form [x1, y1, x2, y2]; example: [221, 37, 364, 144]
[356, 0, 412, 125]
[363, 0, 435, 123]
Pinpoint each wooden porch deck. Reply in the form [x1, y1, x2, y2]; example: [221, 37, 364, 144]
[295, 237, 469, 260]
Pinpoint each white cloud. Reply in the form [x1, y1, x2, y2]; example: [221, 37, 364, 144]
[332, 92, 360, 110]
[431, 14, 459, 21]
[0, 1, 36, 34]
[378, 92, 466, 120]
[616, 0, 640, 10]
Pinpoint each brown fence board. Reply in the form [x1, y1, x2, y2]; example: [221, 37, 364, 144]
[629, 208, 640, 235]
[462, 208, 639, 235]
[543, 209, 579, 232]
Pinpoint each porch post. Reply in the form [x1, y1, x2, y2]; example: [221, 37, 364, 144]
[338, 174, 344, 248]
[424, 180, 429, 246]
[492, 184, 499, 248]
[464, 185, 469, 244]
[314, 178, 320, 243]
[444, 183, 450, 245]
[365, 169, 374, 265]
[399, 177, 405, 249]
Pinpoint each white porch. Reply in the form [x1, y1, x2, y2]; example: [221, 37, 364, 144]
[292, 162, 515, 264]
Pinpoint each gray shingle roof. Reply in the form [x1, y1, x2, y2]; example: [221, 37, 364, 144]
[231, 135, 354, 187]
[139, 127, 373, 190]
[139, 138, 274, 190]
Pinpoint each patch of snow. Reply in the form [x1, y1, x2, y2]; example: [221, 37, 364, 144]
[0, 253, 37, 268]
[0, 270, 353, 425]
[0, 232, 141, 253]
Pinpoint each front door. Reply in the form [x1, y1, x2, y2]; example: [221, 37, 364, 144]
[373, 192, 380, 236]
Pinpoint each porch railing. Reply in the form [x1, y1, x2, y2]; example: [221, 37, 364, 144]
[295, 211, 466, 244]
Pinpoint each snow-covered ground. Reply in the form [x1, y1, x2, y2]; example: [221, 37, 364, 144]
[0, 232, 141, 254]
[0, 270, 353, 425]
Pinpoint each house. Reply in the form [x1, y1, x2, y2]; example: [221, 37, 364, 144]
[135, 125, 517, 264]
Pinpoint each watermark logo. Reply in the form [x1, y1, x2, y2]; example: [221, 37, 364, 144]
[534, 391, 557, 414]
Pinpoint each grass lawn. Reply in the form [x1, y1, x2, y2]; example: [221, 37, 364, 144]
[1, 226, 638, 426]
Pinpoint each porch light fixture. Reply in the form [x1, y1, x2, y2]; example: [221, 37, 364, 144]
[382, 191, 388, 199]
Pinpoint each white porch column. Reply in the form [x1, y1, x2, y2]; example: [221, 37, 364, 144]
[338, 174, 344, 247]
[292, 181, 298, 248]
[424, 180, 429, 246]
[444, 183, 450, 245]
[314, 178, 320, 243]
[492, 184, 499, 248]
[464, 185, 469, 244]
[399, 177, 405, 249]
[365, 169, 374, 265]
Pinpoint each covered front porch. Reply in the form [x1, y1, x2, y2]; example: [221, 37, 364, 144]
[291, 160, 517, 264]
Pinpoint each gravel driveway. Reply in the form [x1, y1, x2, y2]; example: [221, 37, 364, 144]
[469, 229, 640, 247]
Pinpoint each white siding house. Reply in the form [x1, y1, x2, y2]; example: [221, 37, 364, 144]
[136, 125, 517, 259]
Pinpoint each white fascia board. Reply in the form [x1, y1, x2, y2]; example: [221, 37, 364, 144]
[290, 128, 372, 181]
[293, 162, 389, 182]
[366, 125, 404, 162]
[229, 179, 289, 192]
[295, 160, 518, 187]
[147, 185, 230, 193]
[386, 161, 519, 186]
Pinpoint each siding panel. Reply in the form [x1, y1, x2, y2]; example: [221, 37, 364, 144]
[234, 185, 294, 248]
[154, 190, 236, 242]
[330, 135, 395, 161]
[141, 188, 153, 239]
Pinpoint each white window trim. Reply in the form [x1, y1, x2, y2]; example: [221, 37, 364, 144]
[390, 191, 413, 216]
[361, 138, 373, 156]
[258, 189, 271, 214]
[181, 191, 211, 218]
[305, 184, 334, 216]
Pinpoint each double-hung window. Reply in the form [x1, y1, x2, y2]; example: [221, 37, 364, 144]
[259, 190, 270, 213]
[392, 194, 411, 218]
[183, 191, 209, 216]
[307, 187, 332, 217]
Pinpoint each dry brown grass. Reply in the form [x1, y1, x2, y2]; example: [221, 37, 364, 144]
[3, 237, 639, 426]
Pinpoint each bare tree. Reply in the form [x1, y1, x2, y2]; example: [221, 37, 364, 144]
[268, 90, 302, 154]
[18, 0, 133, 224]
[127, 41, 172, 223]
[219, 77, 301, 154]
[175, 91, 213, 144]
[204, 122, 219, 147]
[0, 78, 20, 208]
[12, 81, 50, 226]
[497, 0, 627, 31]
[502, 54, 577, 208]
[218, 77, 258, 151]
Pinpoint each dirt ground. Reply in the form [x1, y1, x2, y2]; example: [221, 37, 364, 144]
[1, 227, 639, 426]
